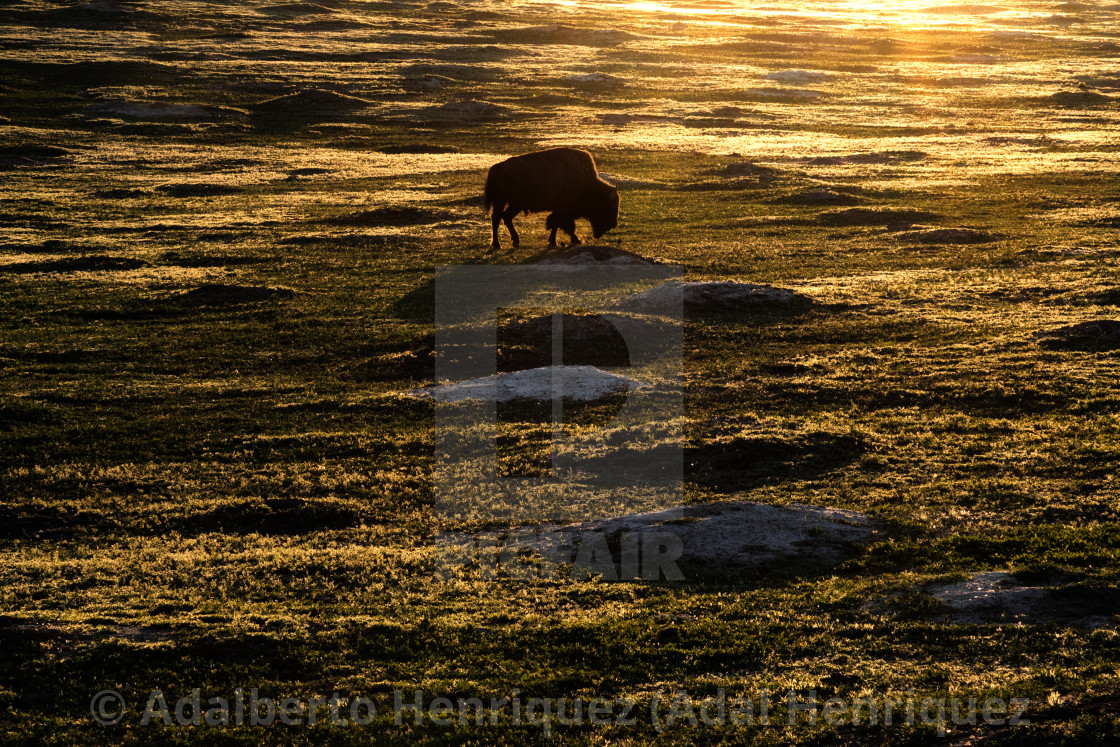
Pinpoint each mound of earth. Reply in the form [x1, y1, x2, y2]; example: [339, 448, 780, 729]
[157, 183, 243, 198]
[260, 2, 337, 15]
[407, 365, 644, 403]
[81, 100, 241, 120]
[3, 255, 148, 274]
[558, 500, 876, 571]
[522, 93, 583, 106]
[806, 150, 927, 166]
[431, 99, 510, 119]
[250, 89, 371, 117]
[329, 206, 453, 226]
[376, 144, 460, 154]
[1036, 319, 1120, 350]
[927, 571, 1114, 628]
[0, 146, 72, 169]
[774, 188, 860, 206]
[563, 72, 626, 88]
[403, 74, 455, 90]
[1044, 90, 1113, 108]
[616, 281, 813, 313]
[498, 313, 630, 371]
[534, 245, 662, 266]
[816, 207, 939, 226]
[713, 161, 779, 180]
[895, 227, 1001, 244]
[172, 284, 294, 307]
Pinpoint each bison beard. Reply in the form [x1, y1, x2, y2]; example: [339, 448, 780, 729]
[484, 147, 619, 251]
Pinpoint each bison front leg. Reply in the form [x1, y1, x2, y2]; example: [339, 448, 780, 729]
[501, 207, 520, 249]
[546, 213, 578, 247]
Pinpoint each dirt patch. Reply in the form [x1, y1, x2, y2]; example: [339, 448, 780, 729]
[617, 281, 814, 314]
[1035, 319, 1120, 350]
[559, 500, 877, 571]
[407, 365, 645, 403]
[171, 284, 294, 307]
[534, 245, 663, 266]
[498, 313, 630, 371]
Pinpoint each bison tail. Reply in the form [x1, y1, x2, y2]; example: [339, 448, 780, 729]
[483, 169, 497, 213]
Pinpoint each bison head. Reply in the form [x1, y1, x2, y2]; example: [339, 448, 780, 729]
[590, 182, 620, 239]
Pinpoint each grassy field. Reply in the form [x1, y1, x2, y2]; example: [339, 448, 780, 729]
[3, 0, 1120, 743]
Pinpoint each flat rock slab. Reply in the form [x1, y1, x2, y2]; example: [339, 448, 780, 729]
[564, 500, 876, 569]
[617, 280, 813, 313]
[407, 365, 644, 403]
[1036, 319, 1120, 350]
[928, 571, 1113, 628]
[534, 245, 662, 266]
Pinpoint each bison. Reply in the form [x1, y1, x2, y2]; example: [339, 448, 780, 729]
[483, 147, 619, 251]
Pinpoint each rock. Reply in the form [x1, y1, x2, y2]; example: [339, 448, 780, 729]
[407, 365, 644, 403]
[1036, 319, 1120, 350]
[895, 227, 1001, 244]
[927, 571, 1113, 628]
[172, 284, 294, 307]
[616, 281, 813, 314]
[498, 313, 630, 371]
[559, 500, 876, 570]
[534, 245, 662, 266]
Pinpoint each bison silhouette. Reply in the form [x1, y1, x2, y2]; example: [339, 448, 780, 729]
[484, 147, 619, 251]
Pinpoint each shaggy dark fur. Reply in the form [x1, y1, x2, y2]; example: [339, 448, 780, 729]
[483, 147, 619, 251]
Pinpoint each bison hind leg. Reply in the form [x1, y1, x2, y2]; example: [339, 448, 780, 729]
[501, 206, 520, 249]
